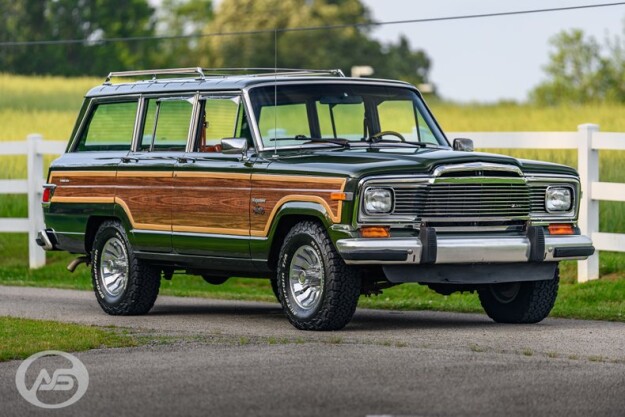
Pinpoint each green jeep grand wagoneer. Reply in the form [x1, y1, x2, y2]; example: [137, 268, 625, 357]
[36, 68, 594, 330]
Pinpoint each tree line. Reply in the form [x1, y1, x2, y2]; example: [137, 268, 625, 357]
[0, 0, 431, 87]
[531, 27, 625, 105]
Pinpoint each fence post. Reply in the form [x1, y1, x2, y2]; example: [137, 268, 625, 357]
[27, 134, 46, 269]
[577, 124, 600, 282]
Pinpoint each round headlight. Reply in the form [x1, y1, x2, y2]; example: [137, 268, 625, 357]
[364, 188, 393, 214]
[545, 186, 572, 212]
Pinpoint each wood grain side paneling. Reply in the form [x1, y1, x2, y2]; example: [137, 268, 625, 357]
[172, 173, 251, 235]
[49, 171, 117, 202]
[48, 170, 348, 238]
[250, 174, 346, 237]
[115, 173, 173, 231]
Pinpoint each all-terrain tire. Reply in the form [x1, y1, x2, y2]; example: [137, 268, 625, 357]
[478, 266, 560, 324]
[91, 220, 161, 315]
[270, 277, 281, 303]
[277, 221, 360, 331]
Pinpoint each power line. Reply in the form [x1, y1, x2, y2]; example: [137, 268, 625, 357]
[1, 2, 624, 47]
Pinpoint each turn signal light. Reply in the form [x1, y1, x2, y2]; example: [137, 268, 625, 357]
[548, 224, 574, 235]
[360, 226, 390, 238]
[330, 192, 347, 201]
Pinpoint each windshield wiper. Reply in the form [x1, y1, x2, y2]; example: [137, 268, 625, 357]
[269, 136, 350, 147]
[368, 140, 444, 149]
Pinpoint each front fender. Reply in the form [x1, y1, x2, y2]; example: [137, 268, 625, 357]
[250, 200, 347, 268]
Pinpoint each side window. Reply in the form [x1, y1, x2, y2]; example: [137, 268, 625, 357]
[196, 96, 248, 152]
[75, 101, 137, 151]
[258, 103, 310, 146]
[140, 97, 194, 151]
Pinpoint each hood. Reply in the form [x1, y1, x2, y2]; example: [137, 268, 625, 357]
[258, 147, 579, 179]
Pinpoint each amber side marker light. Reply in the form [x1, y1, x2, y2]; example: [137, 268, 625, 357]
[360, 226, 390, 238]
[548, 224, 574, 235]
[330, 192, 347, 201]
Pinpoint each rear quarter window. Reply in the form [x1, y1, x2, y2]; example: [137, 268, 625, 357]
[75, 101, 137, 152]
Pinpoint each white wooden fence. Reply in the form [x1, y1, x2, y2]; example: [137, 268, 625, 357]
[1, 124, 623, 281]
[0, 135, 66, 268]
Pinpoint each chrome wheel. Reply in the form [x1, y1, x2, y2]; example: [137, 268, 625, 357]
[490, 282, 521, 304]
[99, 236, 129, 302]
[288, 245, 324, 311]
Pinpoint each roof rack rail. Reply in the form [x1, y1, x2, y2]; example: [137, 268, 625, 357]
[104, 67, 345, 84]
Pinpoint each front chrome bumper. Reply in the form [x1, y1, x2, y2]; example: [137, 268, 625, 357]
[336, 233, 594, 265]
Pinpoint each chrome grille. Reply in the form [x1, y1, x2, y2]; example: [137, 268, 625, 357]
[529, 185, 547, 214]
[392, 183, 531, 218]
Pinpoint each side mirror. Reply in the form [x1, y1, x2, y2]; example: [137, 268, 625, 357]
[453, 138, 474, 152]
[221, 138, 248, 156]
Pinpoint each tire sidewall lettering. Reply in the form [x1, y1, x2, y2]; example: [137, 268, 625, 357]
[279, 232, 326, 319]
[93, 226, 128, 307]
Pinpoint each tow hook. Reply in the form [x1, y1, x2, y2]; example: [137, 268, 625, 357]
[67, 256, 90, 273]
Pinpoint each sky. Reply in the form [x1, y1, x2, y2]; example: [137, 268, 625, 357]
[360, 0, 625, 102]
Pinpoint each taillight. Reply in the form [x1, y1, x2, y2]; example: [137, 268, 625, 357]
[42, 185, 55, 203]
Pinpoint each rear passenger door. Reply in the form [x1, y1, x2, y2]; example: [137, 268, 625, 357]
[172, 95, 252, 259]
[116, 95, 196, 253]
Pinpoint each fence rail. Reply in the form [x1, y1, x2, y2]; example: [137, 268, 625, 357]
[1, 125, 623, 281]
[0, 135, 66, 268]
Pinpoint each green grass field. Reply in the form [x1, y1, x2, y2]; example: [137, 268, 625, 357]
[0, 73, 623, 321]
[0, 316, 138, 362]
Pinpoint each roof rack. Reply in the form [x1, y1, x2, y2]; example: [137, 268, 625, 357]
[104, 67, 345, 84]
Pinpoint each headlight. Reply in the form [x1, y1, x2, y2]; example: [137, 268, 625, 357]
[545, 186, 572, 212]
[364, 188, 393, 214]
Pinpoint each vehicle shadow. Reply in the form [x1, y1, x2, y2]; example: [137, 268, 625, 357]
[148, 302, 509, 332]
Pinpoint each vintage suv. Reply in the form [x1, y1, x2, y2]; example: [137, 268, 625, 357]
[37, 68, 594, 330]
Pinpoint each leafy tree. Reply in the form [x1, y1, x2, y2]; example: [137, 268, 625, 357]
[531, 28, 625, 105]
[152, 0, 213, 68]
[0, 0, 157, 76]
[199, 0, 431, 85]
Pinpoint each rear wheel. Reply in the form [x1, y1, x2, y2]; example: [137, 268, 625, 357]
[91, 221, 160, 315]
[478, 266, 559, 324]
[277, 221, 360, 331]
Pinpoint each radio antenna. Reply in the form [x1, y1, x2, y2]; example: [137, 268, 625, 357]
[273, 28, 278, 157]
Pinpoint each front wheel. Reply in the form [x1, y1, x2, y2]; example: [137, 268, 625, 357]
[91, 220, 161, 315]
[277, 221, 361, 331]
[478, 266, 560, 324]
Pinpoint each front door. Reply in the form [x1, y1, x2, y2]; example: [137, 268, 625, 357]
[172, 95, 253, 259]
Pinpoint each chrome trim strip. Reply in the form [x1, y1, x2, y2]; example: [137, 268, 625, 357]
[432, 162, 523, 177]
[131, 95, 146, 152]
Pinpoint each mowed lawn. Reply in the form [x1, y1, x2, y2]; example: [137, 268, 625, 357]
[0, 73, 624, 322]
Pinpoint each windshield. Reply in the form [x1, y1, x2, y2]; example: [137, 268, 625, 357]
[248, 83, 447, 149]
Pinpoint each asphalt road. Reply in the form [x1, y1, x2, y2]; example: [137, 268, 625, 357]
[1, 285, 624, 417]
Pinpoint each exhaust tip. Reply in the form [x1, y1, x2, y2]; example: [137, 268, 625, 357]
[67, 256, 90, 273]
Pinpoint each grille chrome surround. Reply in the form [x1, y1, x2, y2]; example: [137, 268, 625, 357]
[358, 172, 580, 225]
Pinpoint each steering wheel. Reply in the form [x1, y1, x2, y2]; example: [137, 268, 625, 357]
[368, 130, 406, 143]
